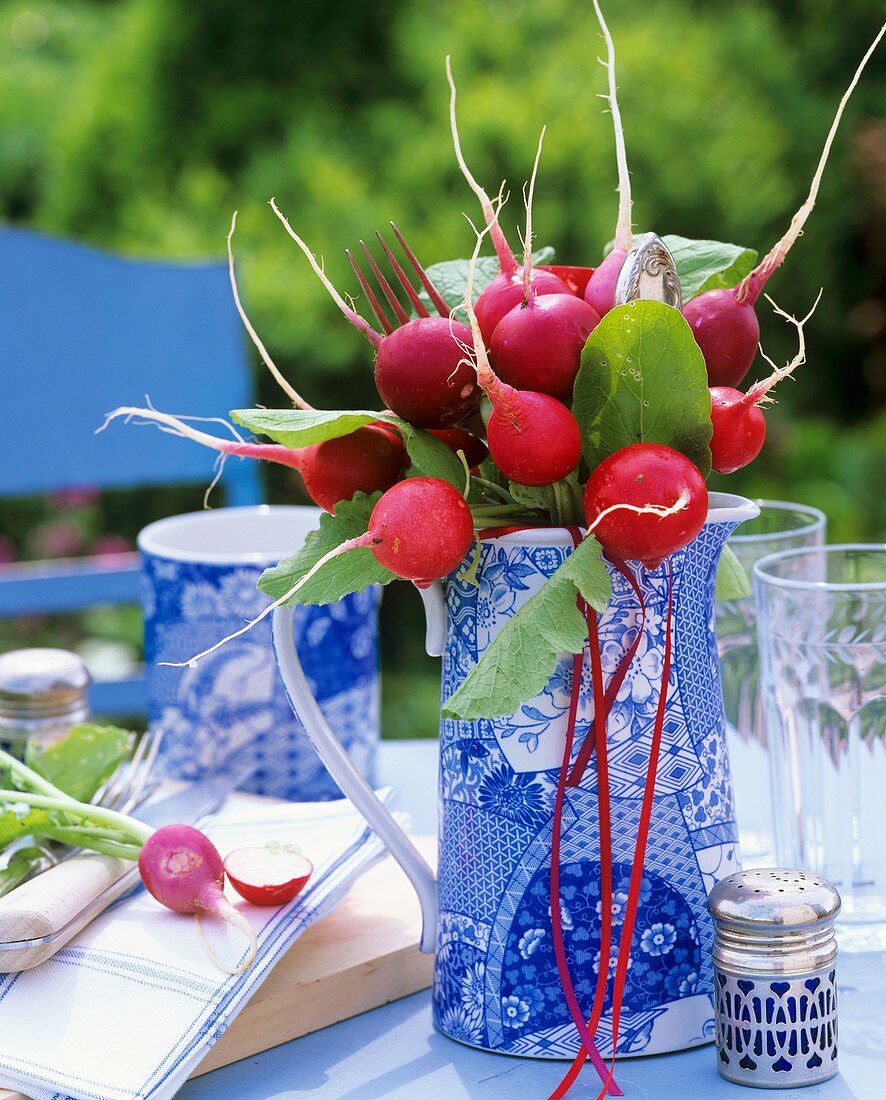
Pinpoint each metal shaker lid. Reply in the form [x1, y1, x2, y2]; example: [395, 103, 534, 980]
[613, 232, 683, 309]
[0, 648, 92, 721]
[708, 868, 841, 933]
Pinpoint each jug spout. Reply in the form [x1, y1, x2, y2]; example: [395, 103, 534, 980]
[272, 605, 438, 952]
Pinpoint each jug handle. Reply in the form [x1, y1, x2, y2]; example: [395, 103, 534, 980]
[419, 580, 446, 657]
[271, 604, 438, 952]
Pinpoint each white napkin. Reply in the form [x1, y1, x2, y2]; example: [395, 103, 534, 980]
[0, 794, 400, 1100]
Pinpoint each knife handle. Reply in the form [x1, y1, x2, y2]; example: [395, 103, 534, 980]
[0, 853, 138, 972]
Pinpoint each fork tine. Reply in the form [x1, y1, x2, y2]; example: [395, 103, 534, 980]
[117, 729, 163, 815]
[375, 232, 429, 318]
[359, 240, 410, 326]
[389, 223, 450, 317]
[346, 249, 395, 334]
[102, 734, 148, 813]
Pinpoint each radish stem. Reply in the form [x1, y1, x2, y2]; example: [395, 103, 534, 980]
[445, 55, 516, 275]
[593, 0, 632, 251]
[227, 212, 312, 409]
[0, 789, 153, 846]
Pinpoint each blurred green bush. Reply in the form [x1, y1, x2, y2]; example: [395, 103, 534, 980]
[0, 0, 883, 737]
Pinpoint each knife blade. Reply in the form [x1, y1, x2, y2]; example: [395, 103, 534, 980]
[0, 762, 256, 972]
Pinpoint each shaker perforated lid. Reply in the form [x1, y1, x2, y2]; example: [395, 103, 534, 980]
[0, 648, 92, 722]
[708, 868, 841, 932]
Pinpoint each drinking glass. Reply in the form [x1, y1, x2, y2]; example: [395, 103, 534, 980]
[755, 545, 886, 950]
[717, 502, 825, 865]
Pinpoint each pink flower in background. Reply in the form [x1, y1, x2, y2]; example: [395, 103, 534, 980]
[93, 534, 133, 559]
[0, 536, 16, 567]
[51, 486, 101, 509]
[29, 520, 86, 559]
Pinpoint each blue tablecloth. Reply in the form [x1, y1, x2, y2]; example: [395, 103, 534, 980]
[180, 741, 884, 1100]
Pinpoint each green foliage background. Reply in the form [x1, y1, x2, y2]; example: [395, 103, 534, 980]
[1, 0, 883, 735]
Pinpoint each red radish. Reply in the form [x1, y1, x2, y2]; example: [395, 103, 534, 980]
[100, 408, 408, 514]
[539, 265, 596, 297]
[684, 24, 884, 388]
[139, 823, 257, 974]
[374, 316, 478, 427]
[429, 427, 488, 468]
[491, 294, 601, 401]
[709, 388, 766, 474]
[583, 0, 633, 318]
[682, 289, 760, 388]
[488, 130, 601, 401]
[708, 293, 818, 474]
[475, 268, 573, 346]
[269, 199, 479, 430]
[583, 443, 708, 567]
[225, 845, 313, 907]
[461, 213, 583, 487]
[170, 476, 477, 668]
[367, 477, 475, 585]
[487, 390, 583, 486]
[444, 57, 574, 345]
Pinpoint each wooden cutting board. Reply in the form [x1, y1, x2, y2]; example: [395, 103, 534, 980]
[0, 837, 436, 1098]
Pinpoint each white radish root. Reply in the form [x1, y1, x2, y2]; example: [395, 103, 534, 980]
[745, 291, 822, 406]
[593, 0, 633, 251]
[161, 534, 374, 669]
[520, 127, 547, 300]
[736, 21, 885, 303]
[445, 55, 516, 274]
[269, 197, 383, 349]
[227, 213, 312, 409]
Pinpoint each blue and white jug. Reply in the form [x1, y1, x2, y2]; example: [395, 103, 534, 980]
[272, 492, 758, 1058]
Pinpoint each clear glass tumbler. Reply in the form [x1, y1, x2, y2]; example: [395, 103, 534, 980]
[717, 502, 825, 866]
[755, 545, 886, 950]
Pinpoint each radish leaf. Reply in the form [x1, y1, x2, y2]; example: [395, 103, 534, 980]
[26, 724, 132, 803]
[662, 235, 757, 301]
[715, 544, 751, 600]
[442, 535, 610, 720]
[258, 492, 397, 606]
[573, 299, 713, 476]
[231, 409, 463, 488]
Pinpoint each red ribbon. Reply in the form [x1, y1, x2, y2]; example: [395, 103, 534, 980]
[567, 560, 646, 789]
[549, 561, 675, 1099]
[547, 528, 619, 1095]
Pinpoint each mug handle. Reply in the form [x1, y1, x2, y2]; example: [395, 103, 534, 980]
[271, 604, 438, 952]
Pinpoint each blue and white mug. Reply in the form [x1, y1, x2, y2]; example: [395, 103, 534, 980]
[138, 505, 379, 801]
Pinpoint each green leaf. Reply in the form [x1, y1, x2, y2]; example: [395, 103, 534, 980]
[662, 235, 757, 302]
[0, 807, 47, 852]
[573, 299, 713, 476]
[258, 492, 397, 606]
[231, 408, 379, 448]
[230, 409, 463, 488]
[418, 246, 556, 317]
[26, 724, 132, 803]
[442, 536, 611, 720]
[715, 544, 751, 600]
[0, 847, 50, 898]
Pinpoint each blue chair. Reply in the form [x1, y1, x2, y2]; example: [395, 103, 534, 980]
[0, 225, 262, 715]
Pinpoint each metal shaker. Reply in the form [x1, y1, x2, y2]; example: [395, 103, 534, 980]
[708, 868, 840, 1088]
[0, 648, 91, 760]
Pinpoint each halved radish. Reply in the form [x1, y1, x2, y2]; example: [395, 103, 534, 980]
[224, 844, 314, 907]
